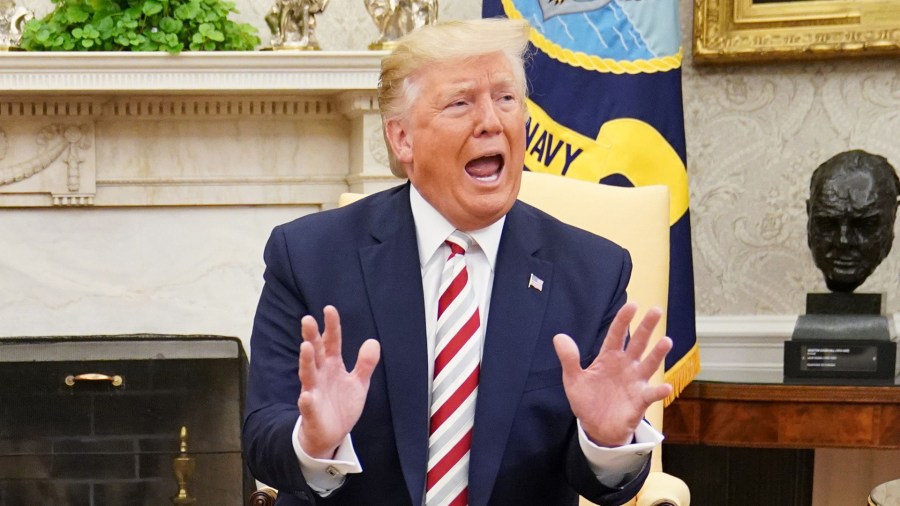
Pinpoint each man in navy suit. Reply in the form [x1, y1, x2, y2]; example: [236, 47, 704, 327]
[243, 18, 673, 506]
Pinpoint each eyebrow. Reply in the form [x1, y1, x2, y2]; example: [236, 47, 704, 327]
[812, 201, 886, 216]
[439, 76, 519, 100]
[441, 82, 476, 99]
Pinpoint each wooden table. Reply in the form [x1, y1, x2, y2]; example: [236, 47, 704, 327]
[664, 380, 900, 449]
[661, 380, 900, 506]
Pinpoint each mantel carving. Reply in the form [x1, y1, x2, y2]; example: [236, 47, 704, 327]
[0, 123, 95, 207]
[0, 126, 73, 186]
[0, 53, 400, 208]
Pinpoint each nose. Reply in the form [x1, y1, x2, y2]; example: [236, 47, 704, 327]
[837, 222, 853, 245]
[474, 100, 502, 136]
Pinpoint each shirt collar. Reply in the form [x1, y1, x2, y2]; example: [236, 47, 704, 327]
[409, 184, 505, 271]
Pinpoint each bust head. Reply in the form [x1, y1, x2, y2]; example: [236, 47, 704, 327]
[806, 150, 900, 292]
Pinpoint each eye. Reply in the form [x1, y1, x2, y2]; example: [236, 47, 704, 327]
[854, 216, 881, 232]
[810, 217, 838, 232]
[446, 99, 468, 109]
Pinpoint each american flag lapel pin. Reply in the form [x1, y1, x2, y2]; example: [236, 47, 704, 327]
[528, 273, 544, 292]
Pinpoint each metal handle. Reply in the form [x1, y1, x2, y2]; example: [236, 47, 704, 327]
[64, 373, 123, 387]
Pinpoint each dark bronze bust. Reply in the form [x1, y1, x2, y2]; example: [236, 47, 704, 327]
[806, 150, 900, 293]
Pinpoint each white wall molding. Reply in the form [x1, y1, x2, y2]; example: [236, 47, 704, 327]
[105, 97, 342, 119]
[1, 96, 347, 119]
[0, 100, 104, 117]
[697, 314, 797, 339]
[0, 51, 386, 92]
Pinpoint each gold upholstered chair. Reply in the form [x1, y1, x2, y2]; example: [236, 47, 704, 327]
[248, 170, 690, 506]
[514, 171, 689, 506]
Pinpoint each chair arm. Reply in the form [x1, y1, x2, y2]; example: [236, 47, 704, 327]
[636, 471, 690, 506]
[248, 486, 278, 506]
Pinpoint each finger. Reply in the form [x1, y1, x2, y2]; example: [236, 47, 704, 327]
[300, 314, 321, 344]
[642, 382, 674, 405]
[301, 314, 327, 366]
[553, 334, 582, 379]
[352, 339, 381, 384]
[322, 305, 343, 357]
[298, 390, 314, 418]
[638, 335, 672, 378]
[625, 307, 663, 361]
[298, 341, 318, 390]
[599, 302, 637, 353]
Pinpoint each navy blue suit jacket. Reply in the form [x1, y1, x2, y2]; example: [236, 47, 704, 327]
[243, 183, 650, 506]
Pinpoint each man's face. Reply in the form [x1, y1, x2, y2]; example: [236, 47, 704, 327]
[385, 52, 525, 231]
[807, 169, 898, 292]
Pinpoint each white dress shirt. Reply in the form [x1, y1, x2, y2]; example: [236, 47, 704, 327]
[292, 186, 663, 497]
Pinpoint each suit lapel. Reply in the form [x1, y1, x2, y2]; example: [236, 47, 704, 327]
[359, 185, 429, 506]
[468, 203, 553, 506]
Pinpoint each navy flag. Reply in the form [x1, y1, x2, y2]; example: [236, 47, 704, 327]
[485, 0, 698, 401]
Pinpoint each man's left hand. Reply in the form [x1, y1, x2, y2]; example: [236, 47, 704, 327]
[553, 303, 673, 447]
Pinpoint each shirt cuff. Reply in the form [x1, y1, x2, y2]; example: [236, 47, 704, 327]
[292, 416, 363, 496]
[577, 419, 663, 488]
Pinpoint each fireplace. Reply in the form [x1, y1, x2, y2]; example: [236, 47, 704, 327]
[0, 335, 251, 505]
[0, 53, 392, 505]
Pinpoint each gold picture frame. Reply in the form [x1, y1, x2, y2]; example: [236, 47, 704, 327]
[693, 0, 900, 64]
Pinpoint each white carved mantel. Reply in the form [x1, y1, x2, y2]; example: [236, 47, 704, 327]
[0, 51, 404, 346]
[0, 51, 399, 208]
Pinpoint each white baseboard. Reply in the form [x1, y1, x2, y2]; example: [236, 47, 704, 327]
[694, 313, 900, 382]
[694, 315, 796, 381]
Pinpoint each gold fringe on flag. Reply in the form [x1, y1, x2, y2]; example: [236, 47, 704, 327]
[663, 344, 700, 408]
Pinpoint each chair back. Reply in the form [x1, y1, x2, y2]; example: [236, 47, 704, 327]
[515, 171, 670, 472]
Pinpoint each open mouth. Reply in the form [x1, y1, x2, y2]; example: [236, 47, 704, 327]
[828, 255, 861, 268]
[465, 154, 504, 183]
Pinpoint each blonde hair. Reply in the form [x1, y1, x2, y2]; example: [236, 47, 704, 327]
[378, 18, 531, 178]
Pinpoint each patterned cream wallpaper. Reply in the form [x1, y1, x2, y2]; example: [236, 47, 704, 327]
[680, 18, 900, 316]
[17, 0, 899, 317]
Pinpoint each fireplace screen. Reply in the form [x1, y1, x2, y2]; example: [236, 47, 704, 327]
[0, 335, 252, 505]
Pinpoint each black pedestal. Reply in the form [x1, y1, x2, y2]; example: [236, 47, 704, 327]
[784, 293, 899, 384]
[806, 292, 884, 315]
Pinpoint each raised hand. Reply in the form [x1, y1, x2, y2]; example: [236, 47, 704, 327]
[297, 305, 381, 459]
[553, 303, 673, 447]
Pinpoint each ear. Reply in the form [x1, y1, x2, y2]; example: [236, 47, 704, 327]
[385, 118, 414, 166]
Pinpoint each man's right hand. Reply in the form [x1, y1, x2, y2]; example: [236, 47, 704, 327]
[297, 305, 381, 459]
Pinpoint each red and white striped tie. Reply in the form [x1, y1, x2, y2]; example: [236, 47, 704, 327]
[426, 231, 481, 506]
